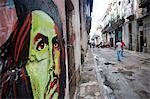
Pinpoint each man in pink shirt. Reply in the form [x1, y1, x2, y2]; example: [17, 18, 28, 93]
[121, 40, 125, 57]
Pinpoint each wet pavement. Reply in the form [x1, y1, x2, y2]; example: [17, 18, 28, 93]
[92, 48, 150, 99]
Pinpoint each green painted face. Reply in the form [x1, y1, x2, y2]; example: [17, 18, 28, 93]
[25, 10, 60, 99]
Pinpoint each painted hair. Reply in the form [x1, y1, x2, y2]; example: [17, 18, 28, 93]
[0, 13, 33, 98]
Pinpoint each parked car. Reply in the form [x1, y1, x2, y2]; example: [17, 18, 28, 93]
[100, 42, 110, 48]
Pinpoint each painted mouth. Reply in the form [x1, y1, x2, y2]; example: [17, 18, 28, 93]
[50, 78, 57, 88]
[49, 78, 60, 98]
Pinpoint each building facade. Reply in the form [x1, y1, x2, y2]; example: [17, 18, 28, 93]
[101, 0, 150, 53]
[139, 0, 150, 53]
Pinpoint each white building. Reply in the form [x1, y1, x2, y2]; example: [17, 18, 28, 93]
[101, 0, 143, 51]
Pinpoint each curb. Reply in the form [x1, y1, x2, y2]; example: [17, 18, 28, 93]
[91, 49, 107, 99]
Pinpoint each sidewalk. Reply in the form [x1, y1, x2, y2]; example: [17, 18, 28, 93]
[76, 48, 101, 99]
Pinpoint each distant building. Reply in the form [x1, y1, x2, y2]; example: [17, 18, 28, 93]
[101, 0, 150, 53]
[138, 0, 150, 53]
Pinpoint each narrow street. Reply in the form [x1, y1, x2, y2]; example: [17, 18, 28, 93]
[92, 48, 150, 99]
[1, 0, 150, 98]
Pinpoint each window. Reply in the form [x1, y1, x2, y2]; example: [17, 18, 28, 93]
[128, 0, 130, 3]
[118, 1, 121, 5]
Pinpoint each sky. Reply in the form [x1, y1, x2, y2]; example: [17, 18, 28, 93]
[90, 0, 111, 36]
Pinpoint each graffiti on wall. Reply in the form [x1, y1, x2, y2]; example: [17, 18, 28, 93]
[0, 0, 66, 99]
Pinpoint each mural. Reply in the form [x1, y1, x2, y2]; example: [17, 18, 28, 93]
[0, 0, 66, 99]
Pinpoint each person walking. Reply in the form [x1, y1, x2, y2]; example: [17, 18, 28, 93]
[115, 40, 122, 61]
[121, 40, 125, 57]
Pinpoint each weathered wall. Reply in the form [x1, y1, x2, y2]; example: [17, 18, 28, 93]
[0, 0, 67, 98]
[80, 0, 88, 65]
[0, 0, 17, 46]
[123, 20, 138, 50]
[143, 16, 150, 53]
[80, 0, 88, 50]
[132, 20, 138, 51]
[52, 0, 70, 98]
[53, 0, 67, 40]
[122, 22, 131, 49]
[0, 0, 92, 98]
[71, 0, 81, 70]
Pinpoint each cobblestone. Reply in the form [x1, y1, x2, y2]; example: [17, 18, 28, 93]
[93, 48, 150, 99]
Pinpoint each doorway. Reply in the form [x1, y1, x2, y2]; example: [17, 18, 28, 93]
[140, 31, 144, 52]
[128, 23, 132, 50]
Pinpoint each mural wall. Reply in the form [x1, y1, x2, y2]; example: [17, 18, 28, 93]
[0, 0, 66, 98]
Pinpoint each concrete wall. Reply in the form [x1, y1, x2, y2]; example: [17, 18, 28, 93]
[71, 0, 81, 70]
[80, 8, 88, 53]
[122, 22, 130, 49]
[132, 20, 138, 51]
[143, 16, 150, 53]
[66, 0, 82, 98]
[80, 0, 88, 65]
[122, 20, 138, 51]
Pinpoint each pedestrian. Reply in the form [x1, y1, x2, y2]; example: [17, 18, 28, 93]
[115, 40, 122, 61]
[121, 40, 125, 57]
[89, 39, 94, 48]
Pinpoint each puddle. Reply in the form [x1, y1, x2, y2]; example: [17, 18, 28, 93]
[112, 71, 119, 74]
[118, 69, 134, 76]
[121, 71, 134, 76]
[104, 62, 115, 65]
[135, 90, 150, 99]
[88, 68, 93, 71]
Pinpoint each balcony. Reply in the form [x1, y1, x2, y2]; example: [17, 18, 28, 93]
[101, 24, 109, 34]
[101, 17, 125, 34]
[125, 3, 135, 20]
[139, 0, 149, 8]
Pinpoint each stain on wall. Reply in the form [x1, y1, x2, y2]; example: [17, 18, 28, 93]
[0, 0, 66, 98]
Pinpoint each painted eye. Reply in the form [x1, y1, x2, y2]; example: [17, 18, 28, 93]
[36, 40, 44, 51]
[36, 38, 48, 51]
[54, 43, 59, 48]
[34, 33, 48, 51]
[52, 36, 59, 48]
